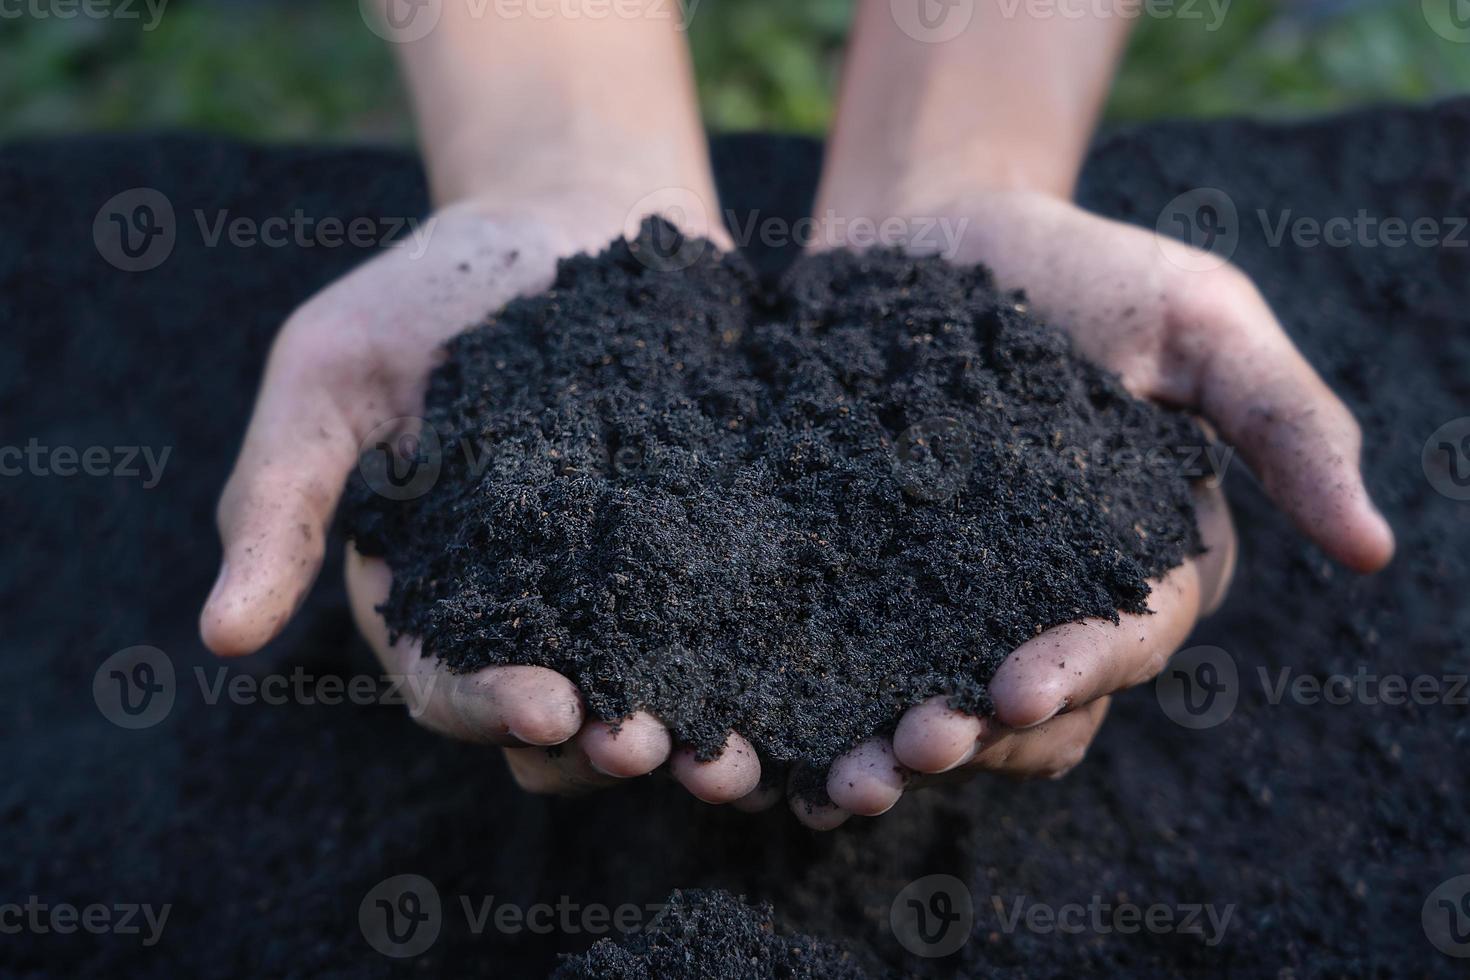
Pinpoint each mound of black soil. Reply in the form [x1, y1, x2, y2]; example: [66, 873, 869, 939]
[5, 104, 1469, 980]
[551, 889, 874, 979]
[346, 222, 1202, 766]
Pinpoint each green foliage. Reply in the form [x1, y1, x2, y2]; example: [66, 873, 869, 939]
[0, 0, 1464, 141]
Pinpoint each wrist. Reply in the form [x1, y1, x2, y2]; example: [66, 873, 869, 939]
[436, 147, 729, 258]
[815, 136, 1076, 227]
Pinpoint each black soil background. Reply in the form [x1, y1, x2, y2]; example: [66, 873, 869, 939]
[2, 104, 1467, 978]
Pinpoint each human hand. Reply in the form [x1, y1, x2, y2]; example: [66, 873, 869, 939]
[795, 188, 1393, 829]
[200, 193, 764, 806]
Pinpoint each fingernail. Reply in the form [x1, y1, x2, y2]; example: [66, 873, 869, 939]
[939, 741, 979, 773]
[1033, 698, 1070, 728]
[508, 726, 571, 748]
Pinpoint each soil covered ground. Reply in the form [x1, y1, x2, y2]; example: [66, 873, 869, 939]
[551, 889, 874, 979]
[2, 103, 1467, 978]
[346, 225, 1202, 769]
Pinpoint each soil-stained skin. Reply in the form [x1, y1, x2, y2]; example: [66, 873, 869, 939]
[346, 218, 1204, 771]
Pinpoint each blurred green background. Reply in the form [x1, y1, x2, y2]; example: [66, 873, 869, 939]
[1, 0, 1466, 141]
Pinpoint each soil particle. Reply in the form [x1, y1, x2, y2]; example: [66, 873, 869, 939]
[346, 219, 1203, 768]
[551, 889, 877, 979]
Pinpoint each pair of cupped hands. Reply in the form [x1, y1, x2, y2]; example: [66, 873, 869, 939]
[199, 176, 1393, 830]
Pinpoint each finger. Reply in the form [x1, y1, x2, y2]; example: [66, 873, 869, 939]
[578, 711, 672, 778]
[730, 756, 786, 813]
[787, 768, 851, 831]
[731, 780, 785, 814]
[988, 482, 1233, 730]
[1175, 270, 1394, 572]
[1194, 481, 1237, 615]
[346, 545, 583, 746]
[892, 696, 987, 774]
[988, 562, 1200, 731]
[502, 743, 618, 797]
[826, 738, 910, 816]
[200, 338, 366, 657]
[961, 696, 1111, 780]
[669, 732, 762, 804]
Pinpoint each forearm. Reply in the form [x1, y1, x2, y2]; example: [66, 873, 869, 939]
[382, 0, 718, 216]
[818, 0, 1133, 214]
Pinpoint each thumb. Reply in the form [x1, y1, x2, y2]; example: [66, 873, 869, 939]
[200, 347, 366, 657]
[1173, 267, 1394, 573]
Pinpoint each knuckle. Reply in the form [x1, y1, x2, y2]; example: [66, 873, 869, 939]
[1166, 262, 1254, 336]
[1135, 648, 1172, 686]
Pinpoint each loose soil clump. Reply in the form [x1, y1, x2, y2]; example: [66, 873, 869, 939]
[551, 889, 874, 979]
[346, 219, 1204, 767]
